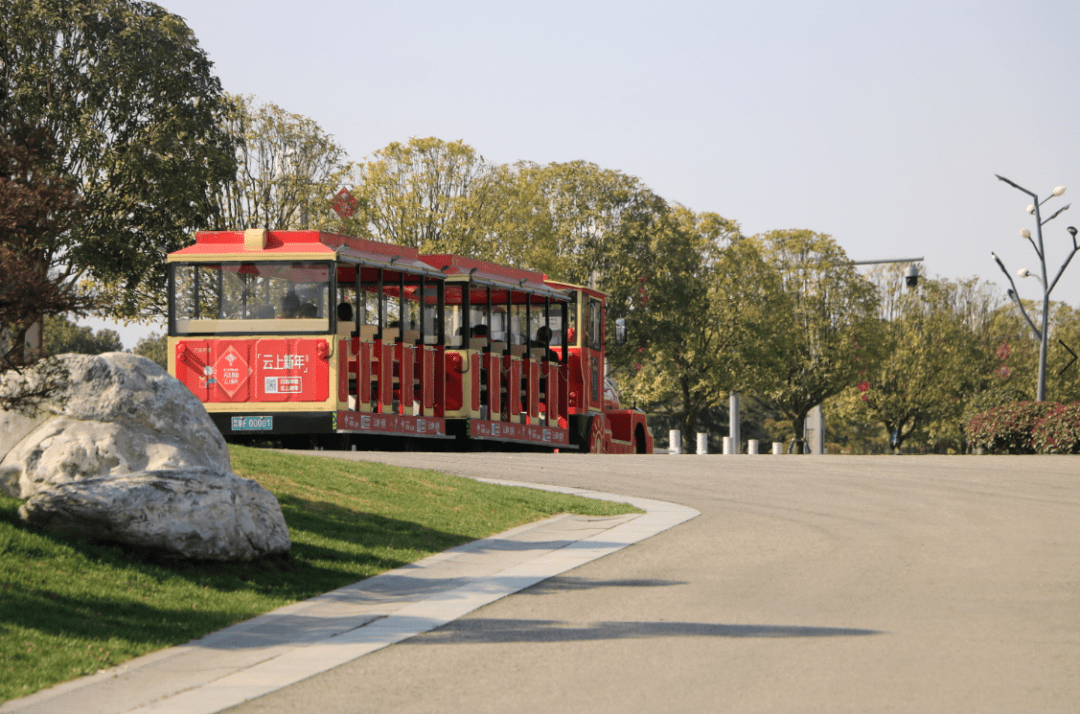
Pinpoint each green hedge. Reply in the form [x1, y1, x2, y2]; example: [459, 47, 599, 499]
[966, 401, 1080, 454]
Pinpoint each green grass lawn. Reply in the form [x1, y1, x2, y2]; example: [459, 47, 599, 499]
[0, 446, 639, 702]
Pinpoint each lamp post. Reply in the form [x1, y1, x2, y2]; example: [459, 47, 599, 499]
[991, 175, 1078, 402]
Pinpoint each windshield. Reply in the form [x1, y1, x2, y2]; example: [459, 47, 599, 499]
[171, 262, 332, 335]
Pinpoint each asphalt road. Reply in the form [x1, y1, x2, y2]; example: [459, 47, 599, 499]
[229, 454, 1079, 714]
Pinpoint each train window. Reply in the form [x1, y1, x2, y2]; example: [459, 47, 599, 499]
[336, 283, 357, 334]
[383, 291, 400, 330]
[445, 303, 464, 348]
[530, 305, 547, 346]
[173, 264, 222, 319]
[419, 280, 440, 345]
[565, 299, 578, 346]
[588, 298, 603, 350]
[469, 305, 489, 340]
[172, 262, 331, 335]
[357, 286, 373, 326]
[403, 293, 420, 334]
[490, 306, 507, 343]
[509, 304, 526, 346]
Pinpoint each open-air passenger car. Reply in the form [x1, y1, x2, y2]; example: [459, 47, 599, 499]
[167, 229, 652, 453]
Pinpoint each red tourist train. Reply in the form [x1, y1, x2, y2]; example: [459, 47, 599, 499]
[167, 229, 653, 453]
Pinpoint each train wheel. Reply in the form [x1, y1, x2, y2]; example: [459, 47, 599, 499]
[588, 414, 606, 454]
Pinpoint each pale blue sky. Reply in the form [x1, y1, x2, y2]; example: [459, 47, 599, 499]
[94, 0, 1080, 345]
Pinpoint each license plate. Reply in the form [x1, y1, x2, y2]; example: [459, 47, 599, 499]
[231, 416, 273, 431]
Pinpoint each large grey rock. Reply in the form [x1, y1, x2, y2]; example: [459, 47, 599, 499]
[0, 353, 290, 560]
[0, 409, 49, 469]
[19, 469, 290, 561]
[1, 353, 230, 497]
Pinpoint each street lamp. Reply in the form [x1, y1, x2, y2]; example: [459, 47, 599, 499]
[991, 175, 1079, 402]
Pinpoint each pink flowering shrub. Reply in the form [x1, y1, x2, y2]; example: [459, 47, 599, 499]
[965, 402, 1062, 454]
[1031, 403, 1080, 454]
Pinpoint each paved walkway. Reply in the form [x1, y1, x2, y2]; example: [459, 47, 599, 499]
[1, 480, 697, 714]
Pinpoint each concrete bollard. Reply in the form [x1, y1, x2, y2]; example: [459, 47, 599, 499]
[772, 441, 783, 455]
[729, 391, 741, 454]
[748, 439, 759, 455]
[722, 436, 731, 455]
[669, 429, 682, 454]
[696, 432, 708, 454]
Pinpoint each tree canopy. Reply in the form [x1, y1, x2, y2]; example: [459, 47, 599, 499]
[211, 94, 351, 234]
[832, 268, 990, 452]
[348, 137, 497, 253]
[0, 0, 236, 319]
[748, 229, 882, 451]
[618, 207, 775, 440]
[43, 314, 122, 356]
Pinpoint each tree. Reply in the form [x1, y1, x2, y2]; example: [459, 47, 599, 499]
[0, 0, 237, 319]
[211, 94, 353, 234]
[492, 160, 666, 290]
[833, 268, 991, 453]
[349, 137, 497, 252]
[0, 117, 92, 368]
[133, 331, 166, 370]
[748, 229, 881, 453]
[349, 148, 667, 299]
[43, 314, 122, 355]
[618, 207, 777, 442]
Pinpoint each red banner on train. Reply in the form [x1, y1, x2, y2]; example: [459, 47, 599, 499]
[470, 419, 570, 446]
[336, 411, 446, 436]
[175, 339, 329, 403]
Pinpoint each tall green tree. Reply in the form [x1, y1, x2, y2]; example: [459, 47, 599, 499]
[349, 137, 497, 253]
[211, 94, 352, 234]
[986, 298, 1080, 406]
[493, 160, 666, 290]
[0, 0, 236, 319]
[833, 268, 991, 453]
[350, 147, 666, 300]
[748, 229, 881, 452]
[618, 208, 777, 441]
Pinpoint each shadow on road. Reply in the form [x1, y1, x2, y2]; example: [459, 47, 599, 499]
[405, 618, 882, 644]
[519, 576, 688, 594]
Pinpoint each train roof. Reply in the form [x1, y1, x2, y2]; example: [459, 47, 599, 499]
[420, 253, 569, 302]
[168, 230, 588, 298]
[167, 230, 444, 278]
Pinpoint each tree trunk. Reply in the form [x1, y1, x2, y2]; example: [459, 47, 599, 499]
[679, 378, 700, 452]
[791, 411, 807, 454]
[890, 417, 915, 455]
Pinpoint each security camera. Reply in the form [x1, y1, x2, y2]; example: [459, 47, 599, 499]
[904, 264, 920, 289]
